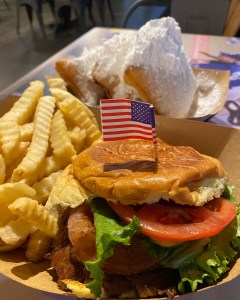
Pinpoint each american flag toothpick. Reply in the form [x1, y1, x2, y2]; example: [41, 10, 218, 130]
[100, 99, 158, 162]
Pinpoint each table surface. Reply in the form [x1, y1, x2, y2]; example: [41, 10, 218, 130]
[0, 27, 240, 127]
[0, 27, 240, 300]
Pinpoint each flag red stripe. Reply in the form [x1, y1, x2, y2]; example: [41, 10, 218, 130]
[103, 136, 154, 141]
[100, 105, 131, 110]
[102, 123, 151, 130]
[101, 112, 131, 117]
[102, 129, 153, 135]
[101, 118, 132, 123]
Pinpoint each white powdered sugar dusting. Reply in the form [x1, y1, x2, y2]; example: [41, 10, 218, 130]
[93, 31, 139, 98]
[124, 18, 197, 118]
[70, 45, 106, 105]
[70, 17, 199, 116]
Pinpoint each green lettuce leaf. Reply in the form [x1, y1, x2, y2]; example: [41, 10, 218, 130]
[176, 218, 239, 293]
[178, 185, 240, 293]
[142, 236, 210, 269]
[143, 185, 240, 294]
[142, 218, 239, 293]
[85, 186, 240, 297]
[223, 186, 240, 237]
[85, 198, 140, 297]
[178, 264, 212, 293]
[222, 185, 240, 238]
[222, 185, 238, 206]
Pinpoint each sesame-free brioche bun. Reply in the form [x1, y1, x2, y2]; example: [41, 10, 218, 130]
[73, 139, 228, 206]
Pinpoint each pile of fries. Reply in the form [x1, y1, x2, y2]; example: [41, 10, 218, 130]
[0, 77, 102, 262]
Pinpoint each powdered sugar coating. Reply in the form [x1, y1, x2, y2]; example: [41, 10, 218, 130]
[69, 45, 106, 105]
[70, 17, 197, 117]
[93, 31, 139, 99]
[124, 18, 197, 117]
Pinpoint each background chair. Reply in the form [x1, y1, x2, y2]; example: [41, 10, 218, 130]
[170, 0, 231, 35]
[95, 0, 115, 26]
[53, 0, 95, 29]
[121, 0, 232, 36]
[16, 0, 57, 37]
[121, 0, 170, 28]
[2, 0, 10, 10]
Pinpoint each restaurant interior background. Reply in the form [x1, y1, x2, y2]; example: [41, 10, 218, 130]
[0, 0, 239, 93]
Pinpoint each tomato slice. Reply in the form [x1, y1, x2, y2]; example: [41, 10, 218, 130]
[109, 198, 237, 243]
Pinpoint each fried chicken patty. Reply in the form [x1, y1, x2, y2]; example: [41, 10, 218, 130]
[50, 203, 179, 298]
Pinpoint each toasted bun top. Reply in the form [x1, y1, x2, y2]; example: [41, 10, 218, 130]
[73, 139, 227, 206]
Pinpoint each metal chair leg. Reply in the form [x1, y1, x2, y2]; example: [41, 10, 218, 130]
[36, 11, 47, 36]
[36, 0, 47, 37]
[3, 0, 10, 10]
[96, 0, 105, 25]
[25, 4, 33, 26]
[95, 0, 115, 26]
[16, 2, 33, 35]
[16, 0, 53, 37]
[106, 0, 115, 25]
[16, 0, 21, 34]
[71, 0, 86, 28]
[86, 0, 96, 25]
[46, 0, 58, 29]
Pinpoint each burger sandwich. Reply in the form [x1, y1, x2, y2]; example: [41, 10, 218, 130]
[49, 138, 240, 299]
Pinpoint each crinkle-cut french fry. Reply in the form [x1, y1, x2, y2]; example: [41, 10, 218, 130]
[11, 96, 56, 183]
[45, 165, 89, 218]
[0, 218, 36, 246]
[68, 127, 87, 153]
[26, 229, 53, 262]
[5, 142, 30, 181]
[86, 124, 103, 146]
[58, 99, 102, 147]
[37, 155, 66, 181]
[0, 238, 24, 252]
[50, 88, 98, 126]
[50, 110, 76, 162]
[3, 144, 23, 168]
[0, 212, 18, 229]
[1, 81, 44, 124]
[0, 154, 6, 184]
[46, 75, 67, 90]
[9, 197, 58, 238]
[0, 182, 36, 227]
[32, 170, 62, 205]
[0, 120, 20, 161]
[19, 122, 34, 142]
